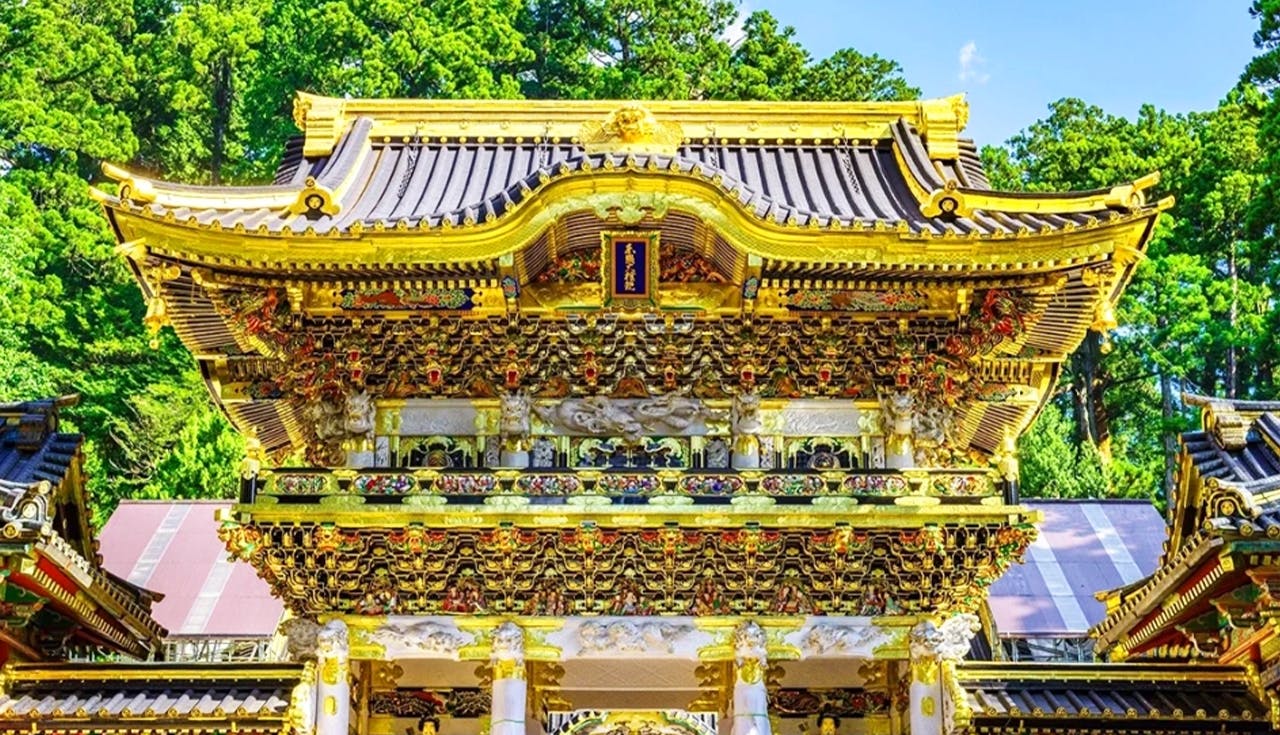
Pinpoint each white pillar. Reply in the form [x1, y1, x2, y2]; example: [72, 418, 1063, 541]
[885, 434, 914, 469]
[909, 615, 978, 735]
[731, 621, 771, 735]
[491, 621, 527, 735]
[316, 620, 351, 735]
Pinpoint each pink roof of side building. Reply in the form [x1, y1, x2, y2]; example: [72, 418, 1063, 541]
[988, 500, 1167, 638]
[98, 500, 283, 638]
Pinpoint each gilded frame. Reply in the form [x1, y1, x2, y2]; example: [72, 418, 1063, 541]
[601, 231, 659, 306]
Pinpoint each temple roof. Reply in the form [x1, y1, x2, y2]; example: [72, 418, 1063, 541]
[99, 501, 283, 638]
[1093, 395, 1280, 661]
[101, 117, 1149, 242]
[956, 663, 1276, 733]
[0, 663, 305, 734]
[987, 500, 1162, 639]
[0, 398, 165, 659]
[94, 93, 1167, 274]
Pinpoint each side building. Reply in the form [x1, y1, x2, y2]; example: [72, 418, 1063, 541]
[0, 398, 308, 735]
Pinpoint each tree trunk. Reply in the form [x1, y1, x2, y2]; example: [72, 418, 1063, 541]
[1228, 240, 1239, 398]
[210, 56, 232, 185]
[1160, 369, 1178, 517]
[1071, 332, 1112, 462]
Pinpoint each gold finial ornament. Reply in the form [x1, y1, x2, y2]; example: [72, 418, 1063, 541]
[581, 105, 684, 156]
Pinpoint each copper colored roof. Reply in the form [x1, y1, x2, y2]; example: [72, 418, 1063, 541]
[987, 500, 1164, 638]
[98, 501, 283, 638]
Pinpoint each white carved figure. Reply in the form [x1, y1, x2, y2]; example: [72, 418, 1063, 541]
[373, 619, 472, 656]
[879, 391, 915, 437]
[483, 440, 501, 468]
[909, 613, 979, 661]
[870, 439, 885, 469]
[491, 621, 525, 661]
[534, 390, 726, 441]
[800, 624, 880, 656]
[279, 617, 322, 662]
[499, 391, 532, 439]
[731, 391, 763, 435]
[578, 621, 692, 654]
[532, 437, 557, 468]
[316, 619, 350, 658]
[913, 401, 954, 447]
[704, 437, 729, 468]
[759, 437, 776, 469]
[733, 620, 768, 661]
[635, 390, 727, 431]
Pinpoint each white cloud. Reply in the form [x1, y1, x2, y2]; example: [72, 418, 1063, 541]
[958, 41, 990, 85]
[723, 2, 752, 48]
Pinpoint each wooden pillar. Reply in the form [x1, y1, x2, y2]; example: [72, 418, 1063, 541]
[317, 620, 352, 735]
[491, 621, 528, 735]
[730, 621, 770, 735]
[908, 616, 977, 735]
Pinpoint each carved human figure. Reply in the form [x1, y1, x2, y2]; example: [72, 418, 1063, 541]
[690, 576, 728, 616]
[605, 579, 649, 615]
[768, 580, 815, 615]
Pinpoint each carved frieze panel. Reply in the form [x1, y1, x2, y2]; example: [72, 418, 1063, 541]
[220, 520, 1036, 618]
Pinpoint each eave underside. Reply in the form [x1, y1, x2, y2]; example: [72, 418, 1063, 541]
[957, 662, 1276, 734]
[0, 663, 304, 734]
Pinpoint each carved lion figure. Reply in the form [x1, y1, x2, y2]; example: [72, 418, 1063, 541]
[732, 391, 763, 435]
[909, 613, 979, 661]
[879, 391, 915, 437]
[499, 391, 532, 438]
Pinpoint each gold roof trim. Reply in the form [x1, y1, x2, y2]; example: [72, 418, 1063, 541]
[108, 172, 1162, 271]
[3, 664, 306, 683]
[292, 91, 971, 158]
[232, 501, 1041, 528]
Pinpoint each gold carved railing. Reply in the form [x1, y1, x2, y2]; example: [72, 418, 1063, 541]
[244, 467, 1002, 504]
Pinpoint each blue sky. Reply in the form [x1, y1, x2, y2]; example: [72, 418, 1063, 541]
[748, 0, 1260, 145]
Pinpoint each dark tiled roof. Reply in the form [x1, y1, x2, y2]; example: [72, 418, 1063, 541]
[110, 116, 1130, 239]
[958, 663, 1274, 733]
[0, 397, 166, 655]
[0, 397, 81, 488]
[0, 664, 304, 733]
[1177, 396, 1280, 535]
